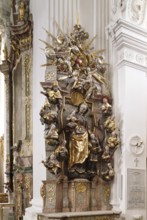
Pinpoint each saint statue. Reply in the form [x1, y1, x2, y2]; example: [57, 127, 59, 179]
[18, 2, 26, 21]
[66, 102, 89, 178]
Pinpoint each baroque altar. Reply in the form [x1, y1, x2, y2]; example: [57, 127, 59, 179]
[39, 21, 120, 219]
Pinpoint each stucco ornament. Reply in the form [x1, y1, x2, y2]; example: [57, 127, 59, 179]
[129, 0, 146, 24]
[112, 0, 119, 14]
[111, 0, 127, 20]
[120, 0, 127, 11]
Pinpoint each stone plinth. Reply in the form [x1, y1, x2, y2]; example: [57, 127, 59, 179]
[68, 179, 90, 212]
[91, 179, 112, 211]
[41, 179, 112, 213]
[42, 180, 63, 213]
[37, 210, 121, 220]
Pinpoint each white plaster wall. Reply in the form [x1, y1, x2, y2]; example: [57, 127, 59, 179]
[24, 1, 49, 218]
[118, 66, 147, 210]
[0, 72, 4, 192]
[110, 14, 147, 219]
[0, 73, 4, 137]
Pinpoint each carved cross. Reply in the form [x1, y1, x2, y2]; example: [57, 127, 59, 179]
[134, 158, 139, 167]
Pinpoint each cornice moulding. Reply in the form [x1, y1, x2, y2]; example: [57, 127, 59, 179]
[110, 19, 147, 54]
[116, 60, 147, 72]
[112, 19, 147, 38]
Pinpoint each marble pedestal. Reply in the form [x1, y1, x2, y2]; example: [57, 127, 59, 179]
[42, 180, 63, 213]
[41, 178, 112, 214]
[68, 179, 90, 212]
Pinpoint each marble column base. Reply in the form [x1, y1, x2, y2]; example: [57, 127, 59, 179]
[23, 198, 43, 220]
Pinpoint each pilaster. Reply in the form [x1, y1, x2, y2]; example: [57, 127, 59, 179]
[109, 18, 147, 220]
[0, 61, 11, 186]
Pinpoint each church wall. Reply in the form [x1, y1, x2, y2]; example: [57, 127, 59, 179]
[25, 1, 147, 220]
[25, 0, 112, 219]
[29, 0, 48, 208]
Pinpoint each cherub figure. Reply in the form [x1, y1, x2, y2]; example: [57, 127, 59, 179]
[104, 116, 115, 133]
[107, 133, 120, 149]
[101, 97, 112, 115]
[41, 81, 63, 107]
[102, 145, 111, 161]
[42, 153, 61, 175]
[40, 102, 57, 125]
[55, 140, 68, 162]
[101, 163, 114, 181]
[44, 124, 59, 141]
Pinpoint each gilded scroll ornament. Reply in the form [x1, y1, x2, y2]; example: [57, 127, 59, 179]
[47, 184, 56, 204]
[40, 184, 46, 199]
[0, 136, 4, 158]
[24, 54, 31, 140]
[75, 183, 87, 193]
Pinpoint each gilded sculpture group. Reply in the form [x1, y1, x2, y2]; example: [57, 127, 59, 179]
[40, 23, 120, 181]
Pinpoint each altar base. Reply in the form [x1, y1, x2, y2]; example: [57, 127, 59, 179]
[68, 179, 90, 212]
[37, 210, 121, 220]
[42, 180, 63, 213]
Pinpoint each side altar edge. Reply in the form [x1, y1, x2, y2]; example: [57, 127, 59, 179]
[37, 210, 121, 220]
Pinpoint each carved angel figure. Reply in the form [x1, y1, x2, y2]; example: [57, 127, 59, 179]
[104, 116, 115, 133]
[41, 81, 63, 107]
[107, 133, 120, 149]
[101, 97, 112, 115]
[101, 163, 115, 181]
[42, 153, 61, 175]
[40, 103, 57, 125]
